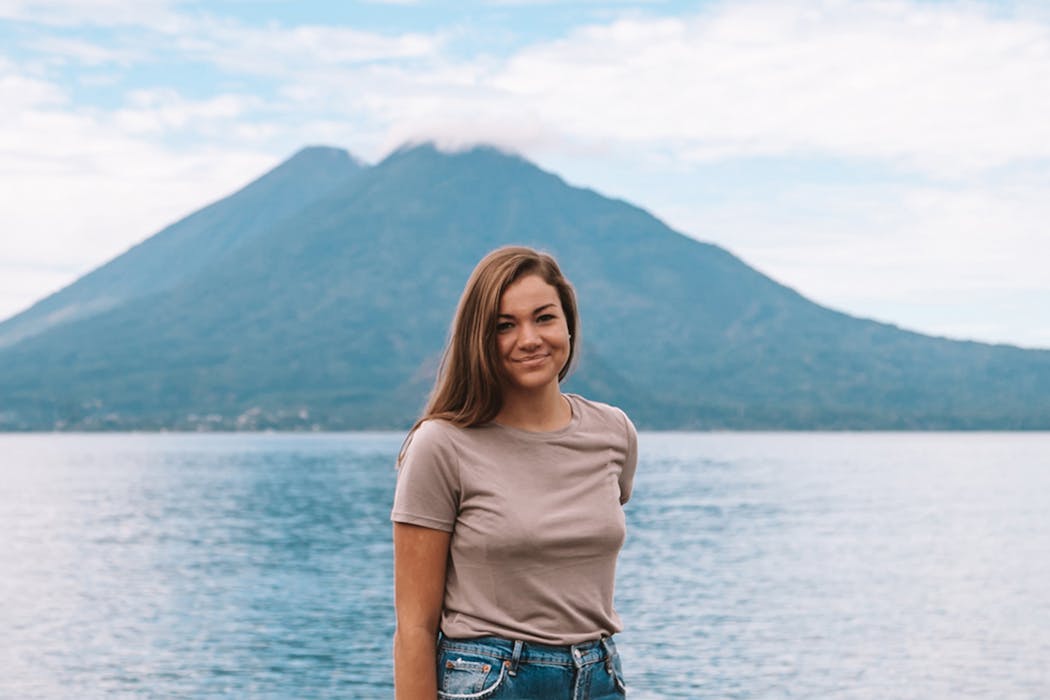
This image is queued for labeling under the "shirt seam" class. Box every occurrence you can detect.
[391,511,454,531]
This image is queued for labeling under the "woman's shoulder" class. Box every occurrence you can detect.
[566,393,635,431]
[412,416,459,439]
[401,418,465,464]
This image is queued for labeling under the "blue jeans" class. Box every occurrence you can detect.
[436,634,627,699]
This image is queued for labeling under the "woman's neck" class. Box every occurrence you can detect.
[495,384,571,432]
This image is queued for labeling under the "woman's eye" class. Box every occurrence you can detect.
[537,314,555,322]
[496,322,513,332]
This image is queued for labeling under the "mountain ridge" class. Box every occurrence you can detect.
[1,142,1048,430]
[0,145,364,347]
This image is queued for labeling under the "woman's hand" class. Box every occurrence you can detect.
[393,522,452,699]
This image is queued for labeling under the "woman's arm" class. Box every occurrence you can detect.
[393,522,452,699]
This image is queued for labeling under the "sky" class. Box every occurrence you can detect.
[1,0,1049,348]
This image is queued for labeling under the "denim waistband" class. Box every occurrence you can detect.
[438,633,618,669]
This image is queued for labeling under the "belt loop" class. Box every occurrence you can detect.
[600,637,615,673]
[508,640,524,676]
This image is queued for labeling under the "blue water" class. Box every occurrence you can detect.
[2,432,1049,698]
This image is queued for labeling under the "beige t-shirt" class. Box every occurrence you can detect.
[391,393,638,645]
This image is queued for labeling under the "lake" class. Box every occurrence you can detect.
[2,432,1048,698]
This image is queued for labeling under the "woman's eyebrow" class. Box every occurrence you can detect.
[498,303,556,319]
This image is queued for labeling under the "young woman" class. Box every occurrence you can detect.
[391,246,638,699]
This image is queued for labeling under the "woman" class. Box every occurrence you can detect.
[391,246,637,699]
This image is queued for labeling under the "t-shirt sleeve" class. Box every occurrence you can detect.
[618,410,638,505]
[391,420,460,532]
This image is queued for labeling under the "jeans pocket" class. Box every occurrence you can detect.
[610,649,627,694]
[437,652,508,699]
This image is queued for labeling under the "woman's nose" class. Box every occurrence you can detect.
[518,323,541,346]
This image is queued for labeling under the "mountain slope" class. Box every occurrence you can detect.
[0,146,363,348]
[1,143,1048,430]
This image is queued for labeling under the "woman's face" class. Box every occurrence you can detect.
[495,274,571,393]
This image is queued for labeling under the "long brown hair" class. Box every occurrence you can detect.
[399,246,579,462]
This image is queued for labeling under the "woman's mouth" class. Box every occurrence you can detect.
[515,354,549,366]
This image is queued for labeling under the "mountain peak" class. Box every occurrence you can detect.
[4,141,1050,430]
[235,144,366,203]
[284,145,365,169]
[0,143,366,349]
[381,140,528,167]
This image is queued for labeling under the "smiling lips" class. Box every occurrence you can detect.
[514,353,550,366]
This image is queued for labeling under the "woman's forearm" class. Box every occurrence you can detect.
[394,625,438,699]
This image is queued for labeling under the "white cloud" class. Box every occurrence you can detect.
[0,57,66,108]
[25,35,144,66]
[372,0,1050,177]
[0,141,273,262]
[3,0,1050,348]
[524,9,1050,175]
[484,0,661,5]
[170,16,444,76]
[4,4,442,74]
[9,1,1050,177]
[0,0,185,29]
[0,59,275,322]
[111,89,260,135]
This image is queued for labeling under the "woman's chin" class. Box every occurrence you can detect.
[504,373,559,393]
